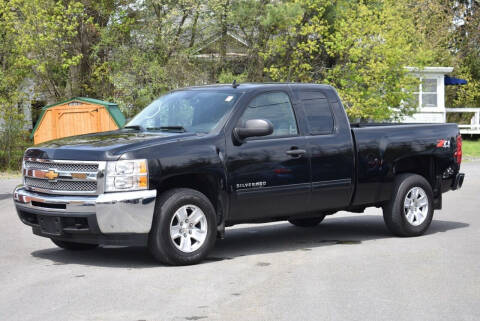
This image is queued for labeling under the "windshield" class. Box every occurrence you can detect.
[126,90,240,133]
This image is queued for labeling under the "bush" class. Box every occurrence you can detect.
[217,70,248,84]
[0,126,31,171]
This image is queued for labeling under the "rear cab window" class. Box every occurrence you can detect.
[298,91,335,135]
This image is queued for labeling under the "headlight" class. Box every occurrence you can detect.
[105,159,148,192]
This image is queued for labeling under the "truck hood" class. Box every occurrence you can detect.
[24,130,198,161]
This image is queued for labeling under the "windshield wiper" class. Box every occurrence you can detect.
[123,125,144,131]
[146,126,186,133]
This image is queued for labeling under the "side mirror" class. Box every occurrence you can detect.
[233,119,273,144]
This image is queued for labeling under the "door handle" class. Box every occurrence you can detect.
[286,149,306,156]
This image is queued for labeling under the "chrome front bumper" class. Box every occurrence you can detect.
[13,186,157,234]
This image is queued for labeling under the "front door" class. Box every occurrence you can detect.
[226,91,310,222]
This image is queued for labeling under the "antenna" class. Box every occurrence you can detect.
[232,79,239,88]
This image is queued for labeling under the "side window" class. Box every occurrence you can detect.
[302,97,334,135]
[238,92,298,137]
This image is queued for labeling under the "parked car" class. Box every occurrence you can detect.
[14,83,465,265]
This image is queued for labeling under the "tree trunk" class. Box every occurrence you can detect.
[219,0,230,69]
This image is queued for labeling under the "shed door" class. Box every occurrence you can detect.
[56,105,100,138]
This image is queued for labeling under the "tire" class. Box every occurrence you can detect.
[288,215,326,227]
[51,239,99,250]
[148,188,217,266]
[383,173,434,237]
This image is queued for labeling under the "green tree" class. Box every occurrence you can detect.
[93,0,210,116]
[263,0,439,121]
[263,0,332,82]
[1,0,479,170]
[0,1,37,168]
[230,0,303,81]
[450,0,480,108]
[325,0,425,121]
[11,0,86,99]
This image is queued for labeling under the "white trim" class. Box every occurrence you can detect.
[192,31,248,54]
[445,108,480,134]
[413,77,442,110]
[405,66,453,74]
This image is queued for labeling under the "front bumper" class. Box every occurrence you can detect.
[13,186,157,235]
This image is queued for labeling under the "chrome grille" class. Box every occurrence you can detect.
[24,177,97,192]
[23,158,104,195]
[24,161,98,172]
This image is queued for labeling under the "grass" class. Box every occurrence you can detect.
[462,139,480,160]
[0,170,22,179]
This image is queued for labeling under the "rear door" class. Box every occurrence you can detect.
[295,89,355,211]
[226,90,310,221]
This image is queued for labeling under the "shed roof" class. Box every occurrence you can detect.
[31,97,126,139]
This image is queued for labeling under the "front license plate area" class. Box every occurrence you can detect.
[38,216,63,236]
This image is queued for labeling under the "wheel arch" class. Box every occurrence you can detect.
[154,172,228,229]
[393,155,442,208]
[393,155,437,188]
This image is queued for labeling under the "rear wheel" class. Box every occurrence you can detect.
[51,239,98,250]
[148,188,217,265]
[288,215,326,227]
[383,174,434,237]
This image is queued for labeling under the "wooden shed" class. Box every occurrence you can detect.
[31,97,126,145]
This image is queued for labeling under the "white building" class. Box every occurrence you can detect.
[403,66,453,123]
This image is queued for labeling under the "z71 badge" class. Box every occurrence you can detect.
[437,139,451,148]
[236,181,267,189]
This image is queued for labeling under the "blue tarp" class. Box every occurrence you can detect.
[445,75,468,86]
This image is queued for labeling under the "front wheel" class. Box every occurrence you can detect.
[148,188,217,265]
[51,239,98,250]
[383,174,434,237]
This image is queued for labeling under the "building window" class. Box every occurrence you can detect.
[414,78,438,108]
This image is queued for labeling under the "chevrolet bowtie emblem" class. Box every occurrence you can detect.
[45,170,59,180]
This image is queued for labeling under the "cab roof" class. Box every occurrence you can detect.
[180,82,334,92]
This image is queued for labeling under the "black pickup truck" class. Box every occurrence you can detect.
[14,83,465,265]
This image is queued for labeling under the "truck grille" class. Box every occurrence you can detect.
[24,177,97,192]
[24,161,98,173]
[23,159,104,195]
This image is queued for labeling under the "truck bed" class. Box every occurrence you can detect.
[349,122,460,207]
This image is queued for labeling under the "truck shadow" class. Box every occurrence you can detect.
[30,214,468,268]
[211,215,469,259]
